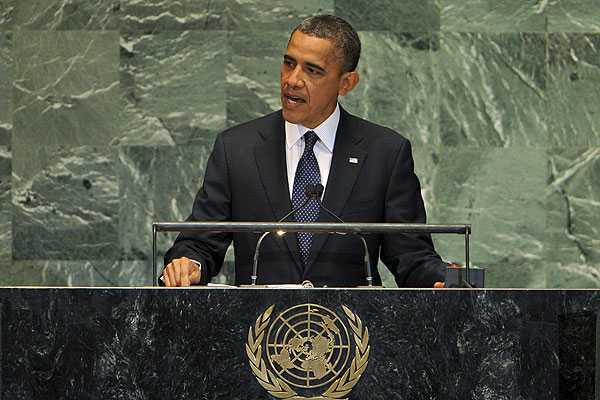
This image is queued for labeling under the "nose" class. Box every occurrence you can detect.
[283,65,305,89]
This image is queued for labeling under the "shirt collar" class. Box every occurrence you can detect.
[285,103,340,152]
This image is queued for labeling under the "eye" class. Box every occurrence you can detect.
[307,66,322,76]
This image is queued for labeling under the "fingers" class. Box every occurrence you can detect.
[181,265,190,287]
[168,259,180,286]
[433,281,445,288]
[161,257,201,287]
[190,262,201,284]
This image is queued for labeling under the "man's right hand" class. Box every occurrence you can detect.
[161,257,201,287]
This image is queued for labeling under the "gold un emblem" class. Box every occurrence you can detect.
[246,304,370,399]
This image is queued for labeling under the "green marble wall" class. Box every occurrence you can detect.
[0,0,598,288]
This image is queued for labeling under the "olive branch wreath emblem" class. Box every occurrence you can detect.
[245,304,370,400]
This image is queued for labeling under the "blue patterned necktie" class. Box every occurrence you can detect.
[291,131,321,266]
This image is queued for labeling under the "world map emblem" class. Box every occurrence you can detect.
[246,304,370,399]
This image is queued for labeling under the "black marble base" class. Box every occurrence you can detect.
[0,288,597,399]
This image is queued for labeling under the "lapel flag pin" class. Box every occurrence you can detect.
[349,157,358,164]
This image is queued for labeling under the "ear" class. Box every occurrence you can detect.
[338,71,360,96]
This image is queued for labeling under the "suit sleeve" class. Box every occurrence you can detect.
[164,133,233,284]
[380,139,447,287]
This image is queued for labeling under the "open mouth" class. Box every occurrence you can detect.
[284,94,306,104]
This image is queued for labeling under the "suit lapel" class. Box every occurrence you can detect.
[304,108,368,271]
[254,111,304,272]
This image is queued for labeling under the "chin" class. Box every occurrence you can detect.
[282,108,302,124]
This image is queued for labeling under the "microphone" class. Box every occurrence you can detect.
[308,184,373,287]
[305,183,323,200]
[250,184,322,285]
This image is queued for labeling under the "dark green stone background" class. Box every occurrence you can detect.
[0,0,598,287]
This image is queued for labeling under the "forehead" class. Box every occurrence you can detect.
[285,31,339,66]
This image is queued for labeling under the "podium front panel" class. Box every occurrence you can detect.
[0,288,596,399]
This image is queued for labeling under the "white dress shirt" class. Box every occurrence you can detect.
[285,103,340,198]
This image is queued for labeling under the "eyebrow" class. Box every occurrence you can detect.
[283,55,326,74]
[306,61,326,73]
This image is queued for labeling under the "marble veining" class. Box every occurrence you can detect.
[0,1,598,289]
[0,0,15,28]
[335,0,439,31]
[119,30,226,146]
[438,32,547,146]
[12,31,120,149]
[546,0,600,32]
[0,146,10,271]
[121,0,229,30]
[0,31,11,146]
[412,146,547,288]
[341,32,440,146]
[228,0,334,31]
[226,30,288,127]
[546,148,600,287]
[441,0,546,32]
[9,259,152,286]
[547,33,600,147]
[12,147,119,261]
[12,0,120,30]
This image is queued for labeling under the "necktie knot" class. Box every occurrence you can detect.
[303,131,318,151]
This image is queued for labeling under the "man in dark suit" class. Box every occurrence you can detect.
[162,15,447,287]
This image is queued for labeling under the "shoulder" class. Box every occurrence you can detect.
[217,110,282,144]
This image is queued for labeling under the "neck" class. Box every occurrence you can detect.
[303,102,338,129]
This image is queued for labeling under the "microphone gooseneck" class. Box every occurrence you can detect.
[251,184,318,285]
[308,184,373,287]
[251,182,374,287]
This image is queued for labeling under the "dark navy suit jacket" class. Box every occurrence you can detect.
[165,107,446,287]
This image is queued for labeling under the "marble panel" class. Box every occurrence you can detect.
[440,0,546,32]
[0,146,10,269]
[335,0,439,32]
[117,146,157,260]
[0,32,14,146]
[0,0,15,28]
[226,31,288,127]
[413,146,547,288]
[547,33,600,147]
[118,145,211,260]
[437,32,547,147]
[12,146,119,260]
[119,30,226,146]
[2,259,152,286]
[546,0,600,33]
[0,31,11,145]
[121,0,228,30]
[376,260,397,288]
[212,251,235,284]
[340,32,440,146]
[12,0,120,30]
[12,31,120,150]
[546,148,600,288]
[228,0,334,31]
[121,0,333,31]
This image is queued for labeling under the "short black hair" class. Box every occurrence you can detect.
[291,15,361,73]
